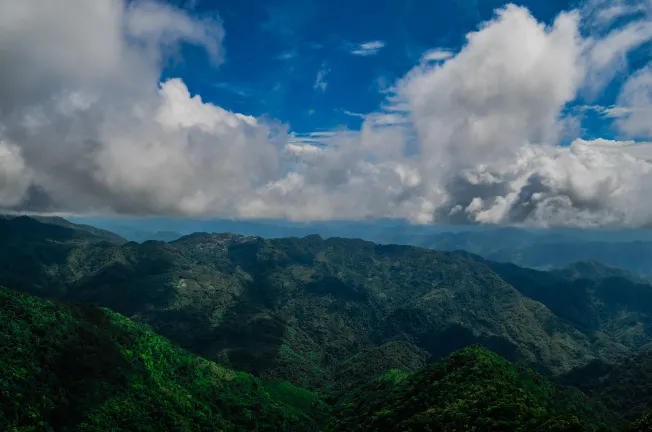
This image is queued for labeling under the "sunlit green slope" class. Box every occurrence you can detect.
[0,286,321,431]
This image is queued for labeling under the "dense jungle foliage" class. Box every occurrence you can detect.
[0,286,322,431]
[327,346,619,432]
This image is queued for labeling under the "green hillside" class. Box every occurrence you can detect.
[459,252,652,352]
[327,345,618,431]
[0,286,321,431]
[0,285,634,432]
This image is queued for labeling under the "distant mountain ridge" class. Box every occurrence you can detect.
[451,251,652,352]
[73,216,652,276]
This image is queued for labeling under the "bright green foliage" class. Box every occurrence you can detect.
[0,287,320,431]
[327,346,619,432]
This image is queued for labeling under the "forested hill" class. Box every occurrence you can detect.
[0,215,126,245]
[0,217,633,389]
[2,216,652,390]
[455,251,652,353]
[327,345,620,431]
[0,286,630,431]
[0,286,321,431]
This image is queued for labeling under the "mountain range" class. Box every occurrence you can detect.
[3,215,652,430]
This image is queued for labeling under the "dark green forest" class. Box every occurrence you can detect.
[3,216,652,431]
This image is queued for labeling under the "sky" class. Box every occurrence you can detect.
[0,0,652,227]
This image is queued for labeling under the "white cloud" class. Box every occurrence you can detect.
[0,0,281,216]
[349,40,386,56]
[399,5,584,171]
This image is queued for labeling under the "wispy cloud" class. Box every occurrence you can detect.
[314,63,329,92]
[276,50,297,60]
[340,107,411,128]
[341,109,366,118]
[212,82,252,98]
[287,131,350,146]
[348,40,386,56]
[421,48,454,62]
[583,0,649,28]
[581,104,642,118]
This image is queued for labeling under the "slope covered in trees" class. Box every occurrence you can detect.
[0,217,630,389]
[458,251,652,352]
[327,346,620,432]
[0,285,635,431]
[0,286,321,431]
[559,349,652,422]
[78,217,652,277]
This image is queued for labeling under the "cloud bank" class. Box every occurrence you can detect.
[1,0,652,227]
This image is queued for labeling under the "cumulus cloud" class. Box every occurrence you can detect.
[378,1,652,227]
[0,0,281,216]
[268,1,652,227]
[3,0,652,227]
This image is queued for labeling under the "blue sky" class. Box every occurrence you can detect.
[2,0,652,227]
[164,0,590,135]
